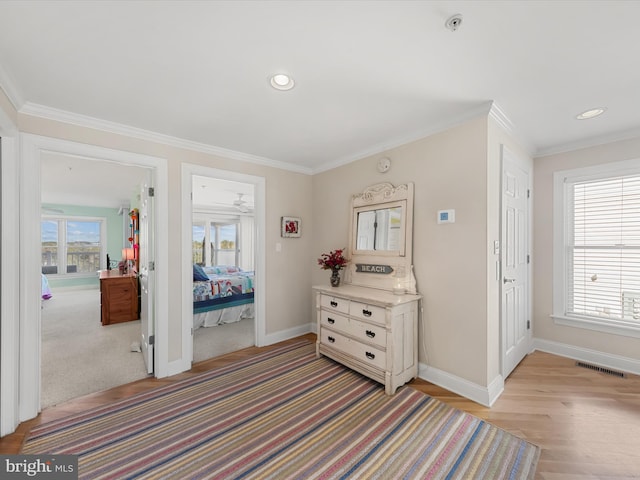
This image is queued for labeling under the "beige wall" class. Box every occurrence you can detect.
[313,116,494,387]
[13,88,637,392]
[17,114,314,362]
[533,137,640,360]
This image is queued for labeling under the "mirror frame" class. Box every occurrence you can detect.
[345,182,416,294]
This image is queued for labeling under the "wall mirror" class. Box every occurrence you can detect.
[354,202,405,255]
[345,182,416,294]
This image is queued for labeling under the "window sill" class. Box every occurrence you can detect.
[552,314,640,339]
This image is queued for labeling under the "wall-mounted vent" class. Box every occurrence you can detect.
[575,361,625,378]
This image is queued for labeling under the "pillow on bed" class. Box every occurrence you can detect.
[193,264,209,281]
[203,265,242,275]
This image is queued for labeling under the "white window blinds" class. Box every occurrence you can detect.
[568,174,640,322]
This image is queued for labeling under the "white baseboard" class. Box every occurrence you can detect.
[263,322,315,346]
[418,363,504,407]
[532,338,640,376]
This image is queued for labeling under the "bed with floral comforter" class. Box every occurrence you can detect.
[193,265,254,328]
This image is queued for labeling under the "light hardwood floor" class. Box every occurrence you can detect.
[2,333,639,479]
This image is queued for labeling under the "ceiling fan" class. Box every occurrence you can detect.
[233,193,250,213]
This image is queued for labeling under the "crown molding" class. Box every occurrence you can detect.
[488,101,535,156]
[0,66,23,111]
[312,102,496,174]
[534,127,640,158]
[18,102,314,175]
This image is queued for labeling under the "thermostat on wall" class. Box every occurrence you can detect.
[437,209,455,224]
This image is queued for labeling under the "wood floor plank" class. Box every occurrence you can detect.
[2,335,639,480]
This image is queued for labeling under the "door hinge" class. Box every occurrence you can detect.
[149,335,155,345]
[148,261,155,271]
[527,254,530,264]
[148,187,155,197]
[527,320,530,330]
[527,189,530,198]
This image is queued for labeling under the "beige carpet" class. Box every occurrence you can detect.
[192,317,255,363]
[41,287,149,408]
[42,287,256,407]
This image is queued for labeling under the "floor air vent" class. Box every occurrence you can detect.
[575,361,625,378]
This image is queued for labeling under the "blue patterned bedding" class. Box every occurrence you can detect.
[193,266,254,315]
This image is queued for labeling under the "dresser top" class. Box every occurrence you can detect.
[99,269,137,280]
[313,284,421,306]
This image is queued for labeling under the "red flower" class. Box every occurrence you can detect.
[317,249,348,271]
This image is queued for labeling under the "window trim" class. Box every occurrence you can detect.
[41,215,107,277]
[553,158,640,338]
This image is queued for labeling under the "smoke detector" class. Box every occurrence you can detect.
[445,14,463,32]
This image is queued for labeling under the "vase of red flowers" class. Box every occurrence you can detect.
[317,249,348,287]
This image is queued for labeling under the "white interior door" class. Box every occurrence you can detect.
[139,172,155,374]
[501,148,531,378]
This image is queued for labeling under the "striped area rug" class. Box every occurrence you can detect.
[23,340,540,479]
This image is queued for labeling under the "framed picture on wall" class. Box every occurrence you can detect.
[281,216,301,238]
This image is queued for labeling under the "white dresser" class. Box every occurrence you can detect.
[315,284,421,395]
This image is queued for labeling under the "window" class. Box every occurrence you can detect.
[553,159,640,338]
[192,219,239,266]
[41,217,105,275]
[192,223,205,266]
[214,222,238,266]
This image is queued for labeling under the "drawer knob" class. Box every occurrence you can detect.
[327,318,335,324]
[362,309,372,317]
[365,351,375,360]
[365,330,375,338]
[328,336,335,343]
[330,300,338,307]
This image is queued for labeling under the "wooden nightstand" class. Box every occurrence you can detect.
[99,270,139,325]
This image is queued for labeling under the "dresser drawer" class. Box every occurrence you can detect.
[320,328,386,370]
[320,310,349,332]
[349,301,386,325]
[320,294,350,314]
[321,311,386,348]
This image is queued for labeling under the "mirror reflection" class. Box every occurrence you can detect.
[356,207,402,251]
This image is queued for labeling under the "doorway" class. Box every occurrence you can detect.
[39,153,151,407]
[18,134,169,422]
[191,176,255,362]
[181,163,266,365]
[500,145,532,378]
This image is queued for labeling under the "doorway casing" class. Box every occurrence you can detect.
[17,134,169,423]
[0,109,19,436]
[181,163,266,365]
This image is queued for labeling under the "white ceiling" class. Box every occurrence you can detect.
[40,153,254,210]
[2,1,640,175]
[40,152,149,208]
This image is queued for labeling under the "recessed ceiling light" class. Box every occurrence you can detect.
[576,107,606,120]
[270,73,295,91]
